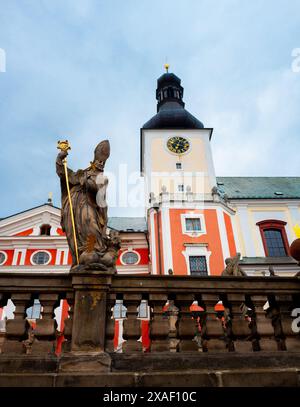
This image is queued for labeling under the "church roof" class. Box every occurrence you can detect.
[217,177,300,199]
[142,103,204,130]
[0,204,147,233]
[108,217,147,232]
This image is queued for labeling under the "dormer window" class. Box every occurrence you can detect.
[40,224,51,236]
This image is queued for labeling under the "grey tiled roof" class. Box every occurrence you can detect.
[108,217,147,232]
[216,177,300,199]
[239,256,297,265]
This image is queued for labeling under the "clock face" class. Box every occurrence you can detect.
[167,137,190,154]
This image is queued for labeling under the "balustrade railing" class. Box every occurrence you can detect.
[106,275,300,354]
[0,273,72,355]
[0,272,299,357]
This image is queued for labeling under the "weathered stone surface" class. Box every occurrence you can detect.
[55,373,136,387]
[110,352,300,372]
[220,368,299,387]
[59,352,111,372]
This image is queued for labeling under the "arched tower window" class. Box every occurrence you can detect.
[256,220,289,257]
[40,224,51,236]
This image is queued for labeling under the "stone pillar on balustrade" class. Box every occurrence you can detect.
[59,266,115,372]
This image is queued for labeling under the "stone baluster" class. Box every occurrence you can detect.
[2,293,31,354]
[201,294,226,352]
[175,294,198,352]
[242,297,260,352]
[149,294,169,352]
[225,294,253,352]
[32,293,59,354]
[62,293,74,353]
[275,294,300,351]
[250,295,278,351]
[105,293,116,352]
[266,296,286,351]
[123,294,142,353]
[167,299,179,352]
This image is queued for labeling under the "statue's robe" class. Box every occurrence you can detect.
[56,155,107,266]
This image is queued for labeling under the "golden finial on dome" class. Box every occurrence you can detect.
[164,63,170,73]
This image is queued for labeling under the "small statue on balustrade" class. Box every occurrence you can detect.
[222,253,247,276]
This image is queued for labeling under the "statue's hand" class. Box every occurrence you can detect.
[58,150,68,160]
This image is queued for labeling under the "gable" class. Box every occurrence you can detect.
[0,204,62,237]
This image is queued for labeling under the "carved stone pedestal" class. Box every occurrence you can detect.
[70,267,115,353]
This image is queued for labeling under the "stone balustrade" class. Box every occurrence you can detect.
[107,275,300,354]
[0,273,299,356]
[0,271,300,386]
[0,273,72,355]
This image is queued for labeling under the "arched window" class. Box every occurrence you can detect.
[40,224,51,236]
[256,220,289,257]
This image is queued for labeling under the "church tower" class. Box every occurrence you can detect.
[141,67,238,276]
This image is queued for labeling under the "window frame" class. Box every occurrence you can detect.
[30,250,52,266]
[0,251,8,266]
[185,217,201,232]
[120,250,141,266]
[181,213,206,237]
[256,219,289,257]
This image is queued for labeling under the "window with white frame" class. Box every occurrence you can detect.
[182,244,211,275]
[31,251,51,265]
[176,162,182,170]
[121,251,140,265]
[178,184,184,192]
[181,214,206,236]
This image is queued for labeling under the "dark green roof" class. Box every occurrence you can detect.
[216,177,300,199]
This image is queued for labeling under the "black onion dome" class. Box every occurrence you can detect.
[143,72,204,129]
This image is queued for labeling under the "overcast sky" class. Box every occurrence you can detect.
[1,0,300,218]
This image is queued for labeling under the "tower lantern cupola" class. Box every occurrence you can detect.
[143,67,204,130]
[156,72,185,111]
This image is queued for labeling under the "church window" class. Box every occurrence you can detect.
[31,251,51,265]
[176,162,182,169]
[185,218,201,232]
[256,220,289,257]
[189,256,208,276]
[121,250,139,265]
